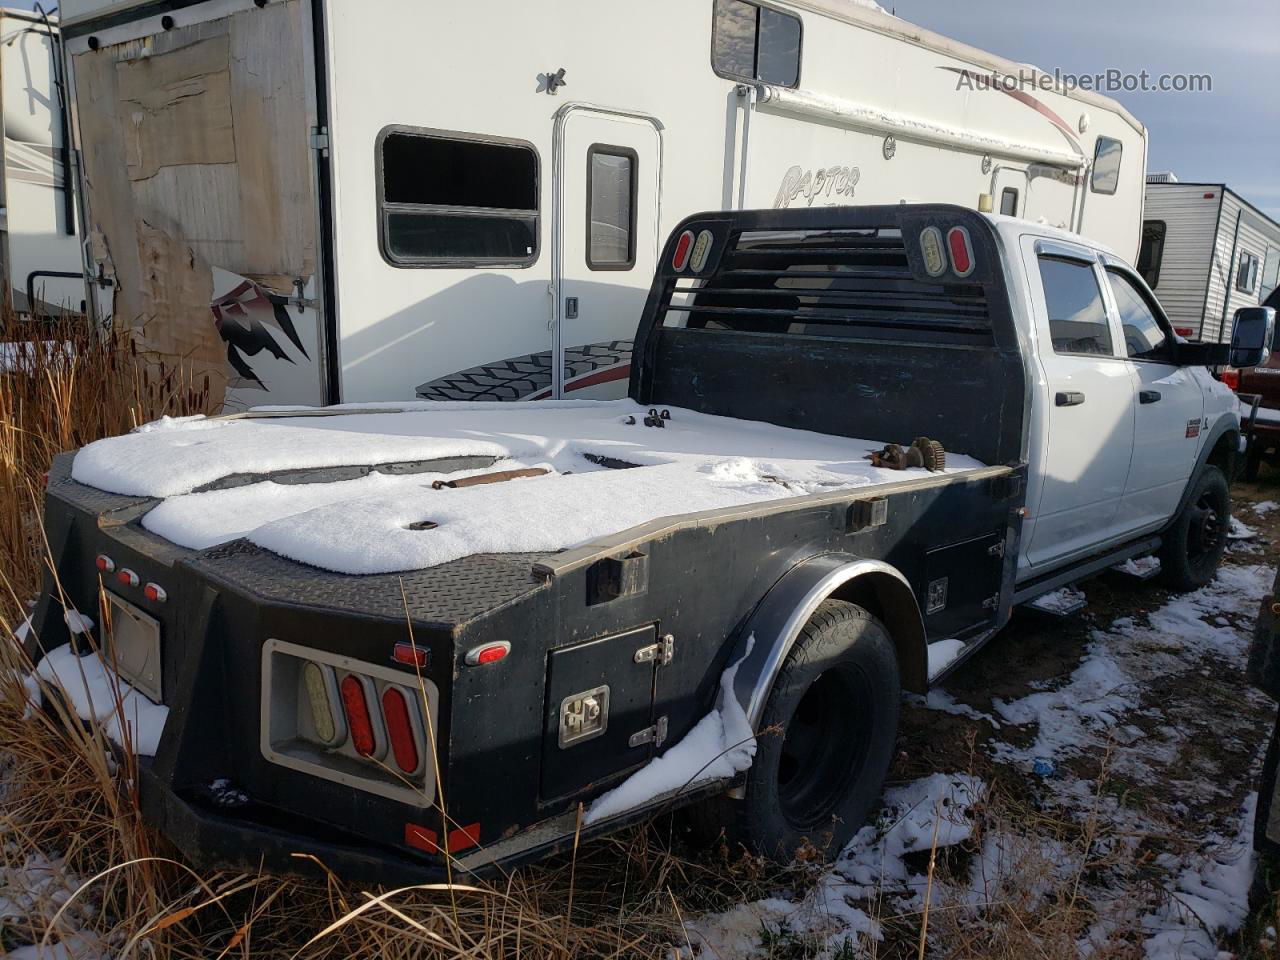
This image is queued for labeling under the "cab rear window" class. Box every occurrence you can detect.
[1038,256,1113,356]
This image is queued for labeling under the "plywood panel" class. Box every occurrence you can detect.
[116,36,236,180]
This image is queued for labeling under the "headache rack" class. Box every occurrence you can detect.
[629,204,1025,467]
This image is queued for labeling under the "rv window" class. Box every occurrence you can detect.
[1237,252,1260,294]
[999,188,1019,217]
[378,130,538,267]
[1107,269,1171,362]
[712,0,801,88]
[1090,137,1122,195]
[1038,256,1114,356]
[587,146,637,270]
[1136,220,1166,288]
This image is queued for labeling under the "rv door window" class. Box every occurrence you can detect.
[1090,137,1123,195]
[1137,220,1166,288]
[1038,256,1114,356]
[587,146,637,270]
[378,129,539,267]
[712,0,801,88]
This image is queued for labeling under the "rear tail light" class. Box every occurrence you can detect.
[116,568,139,588]
[143,583,166,603]
[1221,369,1240,390]
[671,230,694,272]
[302,662,341,745]
[1174,326,1195,338]
[339,675,377,757]
[946,226,974,278]
[381,686,421,773]
[95,554,115,574]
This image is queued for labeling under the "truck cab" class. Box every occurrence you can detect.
[1000,217,1241,587]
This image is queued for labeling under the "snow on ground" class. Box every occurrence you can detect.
[687,774,984,957]
[0,850,108,959]
[34,644,168,756]
[1141,793,1257,960]
[587,639,757,825]
[1255,500,1279,516]
[1230,516,1258,540]
[74,401,983,575]
[690,562,1270,957]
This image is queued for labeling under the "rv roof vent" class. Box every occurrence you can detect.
[1146,172,1180,184]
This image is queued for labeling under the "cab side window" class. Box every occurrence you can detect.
[1038,256,1114,356]
[1107,270,1171,362]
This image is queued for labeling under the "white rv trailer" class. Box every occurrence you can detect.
[0,8,84,316]
[1139,175,1280,341]
[57,0,1147,407]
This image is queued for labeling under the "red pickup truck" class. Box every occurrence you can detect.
[1238,288,1280,479]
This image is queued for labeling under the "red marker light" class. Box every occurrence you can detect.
[465,641,510,666]
[671,230,694,272]
[143,583,167,603]
[381,686,421,773]
[1220,369,1240,391]
[404,823,438,853]
[95,555,115,574]
[339,675,376,757]
[447,823,482,854]
[1203,192,1215,199]
[946,226,974,277]
[116,568,139,588]
[392,642,428,668]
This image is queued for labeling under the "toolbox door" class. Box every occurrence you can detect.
[922,532,1004,638]
[541,624,660,801]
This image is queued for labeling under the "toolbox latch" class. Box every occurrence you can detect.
[634,633,674,666]
[628,715,669,749]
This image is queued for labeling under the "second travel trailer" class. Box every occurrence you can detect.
[1139,174,1280,342]
[56,0,1147,407]
[0,8,84,317]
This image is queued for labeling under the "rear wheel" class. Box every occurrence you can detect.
[712,600,900,862]
[1158,464,1230,591]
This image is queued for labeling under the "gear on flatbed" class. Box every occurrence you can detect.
[864,436,946,472]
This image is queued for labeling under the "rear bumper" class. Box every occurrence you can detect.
[138,758,731,885]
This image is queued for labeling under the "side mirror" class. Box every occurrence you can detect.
[1230,306,1275,368]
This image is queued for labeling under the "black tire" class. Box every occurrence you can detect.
[1158,464,1230,592]
[694,600,900,863]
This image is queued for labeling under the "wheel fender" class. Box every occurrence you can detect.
[726,554,928,740]
[1169,414,1238,523]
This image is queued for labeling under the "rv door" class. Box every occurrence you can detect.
[552,108,661,398]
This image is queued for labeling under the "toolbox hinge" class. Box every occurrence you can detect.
[634,633,675,666]
[987,541,1005,558]
[982,593,1000,610]
[628,715,669,749]
[309,126,330,155]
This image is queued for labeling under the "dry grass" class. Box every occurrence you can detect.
[0,312,1234,958]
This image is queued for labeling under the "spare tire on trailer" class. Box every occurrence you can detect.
[700,599,901,862]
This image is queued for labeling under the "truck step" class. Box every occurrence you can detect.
[1025,586,1087,617]
[1110,556,1161,581]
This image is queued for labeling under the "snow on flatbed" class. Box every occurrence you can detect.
[71,399,983,575]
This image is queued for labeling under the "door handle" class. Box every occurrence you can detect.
[564,296,579,320]
[1139,389,1162,404]
[1055,391,1085,407]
